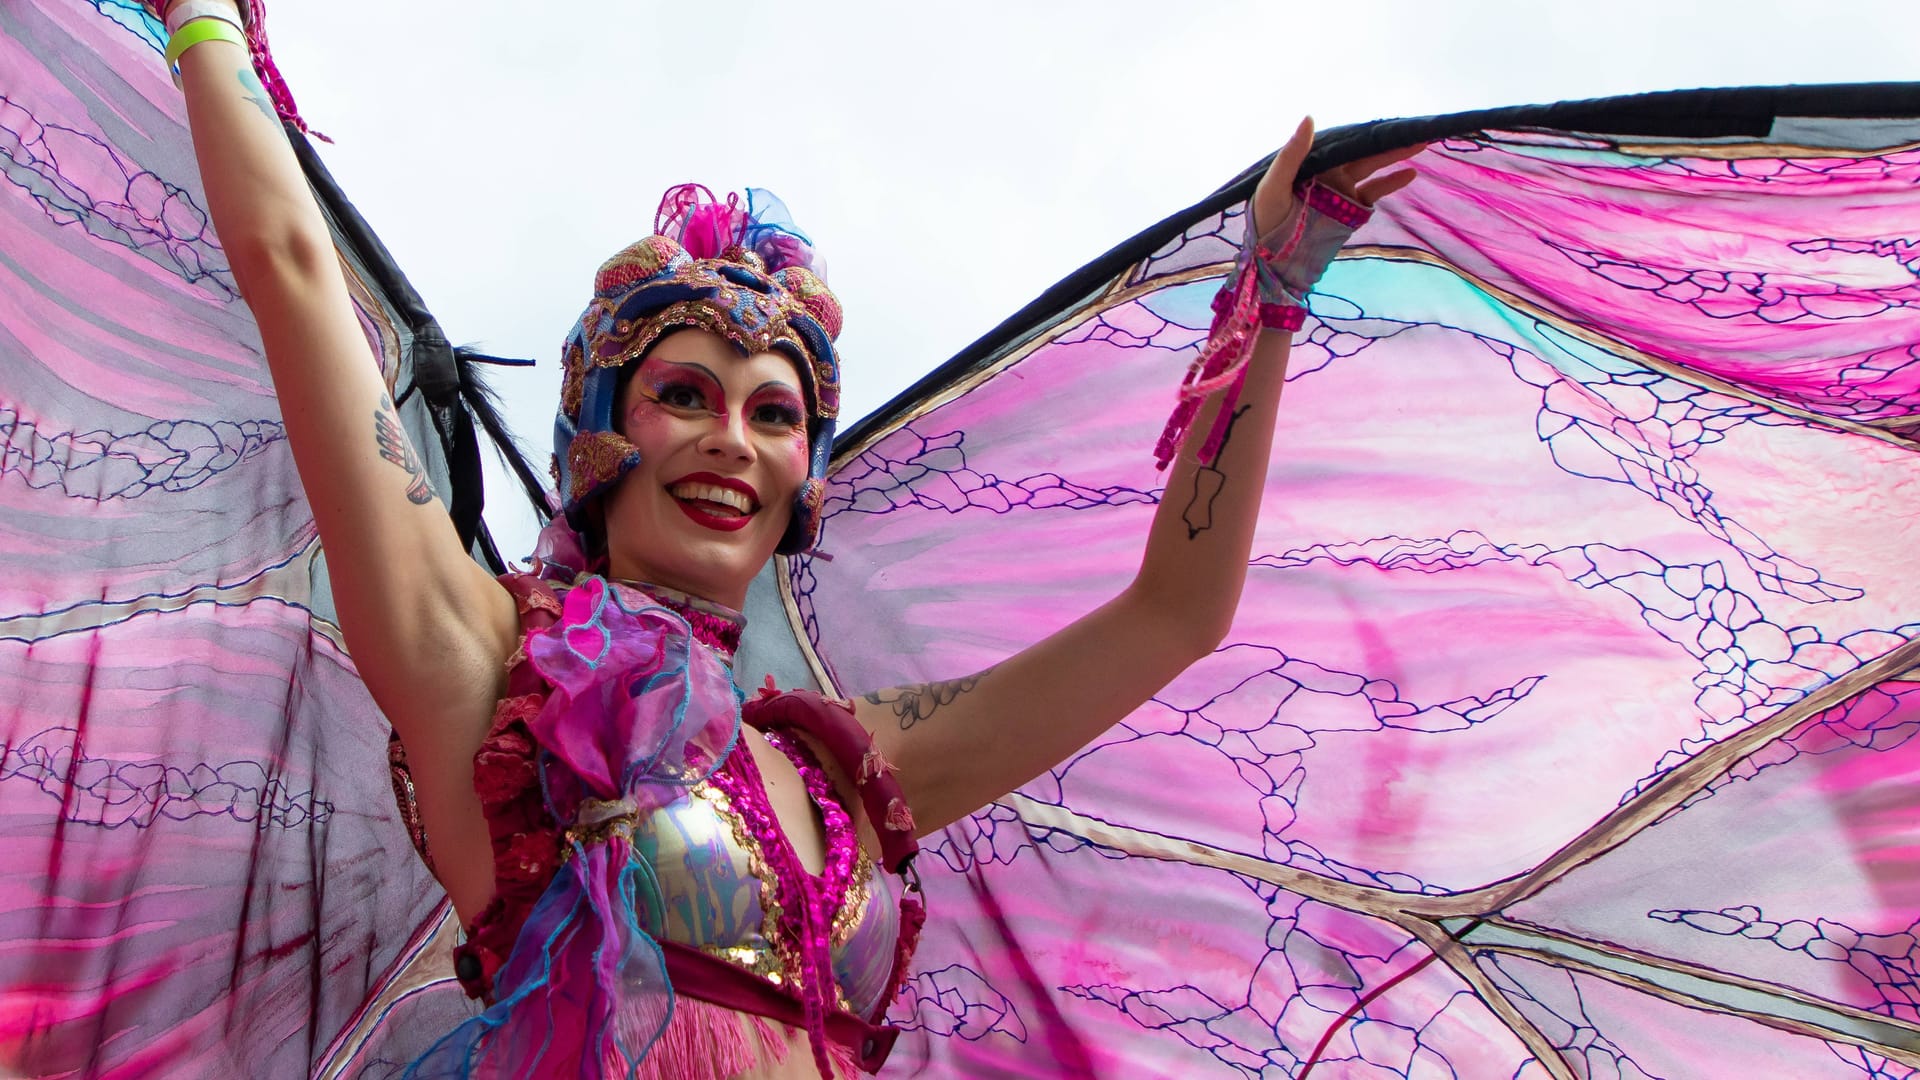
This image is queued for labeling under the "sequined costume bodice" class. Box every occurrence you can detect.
[389,572,924,1078]
[633,731,903,1018]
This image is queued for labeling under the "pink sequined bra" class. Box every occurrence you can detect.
[389,573,924,1078]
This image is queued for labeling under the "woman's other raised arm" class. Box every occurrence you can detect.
[168,6,516,755]
[857,120,1421,836]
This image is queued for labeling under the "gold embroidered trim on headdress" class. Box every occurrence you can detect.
[566,430,641,504]
[589,300,813,374]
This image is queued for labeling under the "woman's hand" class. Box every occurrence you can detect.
[859,116,1429,837]
[164,0,519,910]
[1250,117,1423,236]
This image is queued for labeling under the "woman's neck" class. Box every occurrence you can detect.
[604,576,746,657]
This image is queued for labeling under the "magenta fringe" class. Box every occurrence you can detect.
[636,997,782,1080]
[628,996,862,1080]
[1153,266,1260,471]
[240,0,325,140]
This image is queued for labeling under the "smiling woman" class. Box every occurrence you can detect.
[377,186,935,1078]
[10,1,1920,1077]
[150,0,1416,1067]
[603,332,814,606]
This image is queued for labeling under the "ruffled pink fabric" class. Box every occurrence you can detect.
[650,184,822,274]
[524,578,739,799]
[407,579,745,1079]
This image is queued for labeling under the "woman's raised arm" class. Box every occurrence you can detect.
[857,120,1421,836]
[167,4,516,755]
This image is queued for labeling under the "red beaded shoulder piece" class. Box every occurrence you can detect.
[741,683,921,876]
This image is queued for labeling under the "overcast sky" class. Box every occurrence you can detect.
[267,0,1918,558]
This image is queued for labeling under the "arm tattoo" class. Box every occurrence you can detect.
[864,667,995,731]
[374,399,436,505]
[1182,404,1250,539]
[237,69,277,124]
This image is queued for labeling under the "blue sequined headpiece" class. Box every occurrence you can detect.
[552,186,842,556]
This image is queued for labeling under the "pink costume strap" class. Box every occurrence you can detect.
[735,686,927,1077]
[705,730,850,1078]
[744,685,922,874]
[660,941,898,1072]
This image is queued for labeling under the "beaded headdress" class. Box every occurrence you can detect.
[552,185,843,556]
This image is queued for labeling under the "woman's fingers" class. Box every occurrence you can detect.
[1343,142,1427,179]
[1251,117,1314,234]
[1322,143,1427,198]
[1256,127,1425,227]
[1354,166,1419,206]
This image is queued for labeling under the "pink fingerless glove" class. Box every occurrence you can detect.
[1239,179,1373,329]
[1152,180,1371,471]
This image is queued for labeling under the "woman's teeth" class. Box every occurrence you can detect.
[670,482,755,515]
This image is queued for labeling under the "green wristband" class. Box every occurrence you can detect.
[164,17,246,89]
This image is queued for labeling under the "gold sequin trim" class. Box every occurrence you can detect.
[832,844,873,949]
[811,358,840,420]
[565,797,639,847]
[566,430,640,503]
[559,341,586,422]
[695,780,798,984]
[588,301,811,374]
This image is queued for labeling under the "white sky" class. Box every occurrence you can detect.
[268,0,1918,559]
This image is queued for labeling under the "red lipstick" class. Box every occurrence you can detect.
[671,473,760,505]
[668,472,758,533]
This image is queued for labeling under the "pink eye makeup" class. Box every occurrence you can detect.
[746,385,808,432]
[648,378,712,411]
[625,356,809,444]
[632,360,725,415]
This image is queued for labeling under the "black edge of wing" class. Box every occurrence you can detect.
[287,125,516,572]
[832,81,1920,459]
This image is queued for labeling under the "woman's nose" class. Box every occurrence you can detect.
[698,409,753,460]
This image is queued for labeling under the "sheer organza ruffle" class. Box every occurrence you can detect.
[651,183,823,278]
[406,578,744,1079]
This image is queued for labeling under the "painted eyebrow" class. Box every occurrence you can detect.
[649,360,794,398]
[650,359,723,384]
[749,379,803,398]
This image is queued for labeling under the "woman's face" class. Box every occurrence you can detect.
[601,328,810,608]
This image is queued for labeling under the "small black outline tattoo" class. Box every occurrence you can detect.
[374,399,435,505]
[237,69,276,123]
[864,667,995,731]
[1182,404,1250,539]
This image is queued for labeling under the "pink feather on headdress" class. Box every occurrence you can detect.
[652,185,822,273]
[655,184,748,259]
